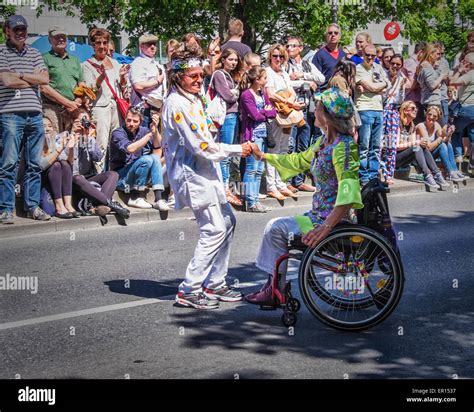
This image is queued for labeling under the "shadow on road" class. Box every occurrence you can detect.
[104,279,178,299]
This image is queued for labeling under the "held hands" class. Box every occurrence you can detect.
[250,142,264,161]
[241,142,252,158]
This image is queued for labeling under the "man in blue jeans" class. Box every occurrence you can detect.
[355,44,390,185]
[0,15,51,224]
[110,107,169,211]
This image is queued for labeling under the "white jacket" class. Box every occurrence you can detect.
[162,87,242,210]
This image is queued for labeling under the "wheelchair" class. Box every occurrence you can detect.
[261,178,405,332]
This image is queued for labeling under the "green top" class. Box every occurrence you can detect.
[266,135,363,233]
[42,50,84,101]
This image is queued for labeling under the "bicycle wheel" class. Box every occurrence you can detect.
[298,225,404,331]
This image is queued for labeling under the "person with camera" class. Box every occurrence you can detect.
[239,65,276,212]
[450,52,474,175]
[69,109,130,218]
[286,36,324,192]
[129,33,166,128]
[40,116,79,218]
[110,107,168,211]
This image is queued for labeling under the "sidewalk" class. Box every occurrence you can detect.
[1,175,472,239]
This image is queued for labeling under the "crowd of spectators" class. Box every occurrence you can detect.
[0,14,472,225]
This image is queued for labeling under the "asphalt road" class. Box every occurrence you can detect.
[0,186,473,379]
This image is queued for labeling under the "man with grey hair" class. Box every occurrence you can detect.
[311,23,346,91]
[41,26,85,132]
[129,32,166,127]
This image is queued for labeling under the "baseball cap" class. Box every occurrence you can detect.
[139,33,158,45]
[48,26,67,37]
[314,87,354,119]
[6,15,28,29]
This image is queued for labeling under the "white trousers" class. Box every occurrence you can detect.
[255,216,302,276]
[265,120,291,192]
[91,102,120,172]
[180,202,236,294]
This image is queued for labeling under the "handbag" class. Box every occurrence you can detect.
[87,59,130,119]
[450,91,473,119]
[206,71,228,128]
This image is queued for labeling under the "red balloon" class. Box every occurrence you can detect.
[384,21,401,41]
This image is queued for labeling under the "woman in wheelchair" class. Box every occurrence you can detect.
[246,87,364,305]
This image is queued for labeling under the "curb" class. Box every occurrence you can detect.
[1,177,472,239]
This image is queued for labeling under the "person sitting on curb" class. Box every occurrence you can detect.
[110,107,169,210]
[40,116,80,219]
[69,109,130,218]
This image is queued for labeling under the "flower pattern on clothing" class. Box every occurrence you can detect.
[305,135,341,225]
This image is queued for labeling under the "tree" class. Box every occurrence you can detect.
[38,0,472,61]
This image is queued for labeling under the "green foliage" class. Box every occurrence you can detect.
[38,0,472,61]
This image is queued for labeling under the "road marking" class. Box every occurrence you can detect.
[0,274,300,331]
[0,298,165,331]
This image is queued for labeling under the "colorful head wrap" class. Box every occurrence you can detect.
[314,87,354,119]
[171,57,202,71]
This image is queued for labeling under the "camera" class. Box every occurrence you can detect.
[81,116,92,129]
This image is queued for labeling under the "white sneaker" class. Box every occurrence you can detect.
[153,199,171,211]
[167,194,175,207]
[258,193,267,200]
[128,197,152,209]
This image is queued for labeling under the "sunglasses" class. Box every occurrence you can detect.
[391,62,402,67]
[95,40,109,46]
[365,54,376,59]
[286,44,300,48]
[12,26,27,33]
[327,31,339,35]
[143,42,157,47]
[184,72,204,81]
[406,107,418,111]
[272,54,285,59]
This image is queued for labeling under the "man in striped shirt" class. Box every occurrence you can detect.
[0,15,51,224]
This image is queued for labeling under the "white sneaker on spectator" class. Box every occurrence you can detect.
[167,194,175,207]
[128,198,152,209]
[258,193,267,200]
[153,199,171,211]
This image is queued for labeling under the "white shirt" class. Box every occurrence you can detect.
[162,87,242,210]
[129,53,167,106]
[265,66,292,92]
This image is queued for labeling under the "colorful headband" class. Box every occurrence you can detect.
[171,57,202,71]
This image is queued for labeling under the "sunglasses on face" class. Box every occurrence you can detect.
[12,26,27,33]
[327,31,339,35]
[272,54,284,59]
[184,72,204,81]
[143,42,157,47]
[95,41,109,46]
[391,62,402,67]
[406,107,418,111]
[365,54,376,59]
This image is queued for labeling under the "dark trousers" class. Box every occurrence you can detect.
[73,171,118,205]
[44,160,73,200]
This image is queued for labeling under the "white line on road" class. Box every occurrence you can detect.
[0,275,300,331]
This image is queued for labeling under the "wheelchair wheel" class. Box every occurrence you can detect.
[298,225,404,331]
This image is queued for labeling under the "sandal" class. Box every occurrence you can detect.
[267,191,285,201]
[226,189,243,206]
[279,188,298,198]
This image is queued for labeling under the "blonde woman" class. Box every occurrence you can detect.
[264,43,302,199]
[416,43,448,124]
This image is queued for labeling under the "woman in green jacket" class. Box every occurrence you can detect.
[246,87,364,305]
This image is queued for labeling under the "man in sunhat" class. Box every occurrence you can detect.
[0,15,51,224]
[41,26,86,132]
[129,32,166,127]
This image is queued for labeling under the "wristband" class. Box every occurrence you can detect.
[152,145,161,150]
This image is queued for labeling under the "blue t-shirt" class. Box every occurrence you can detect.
[351,54,381,65]
[110,125,152,171]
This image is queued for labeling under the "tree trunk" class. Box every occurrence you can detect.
[234,1,257,51]
[218,0,231,42]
